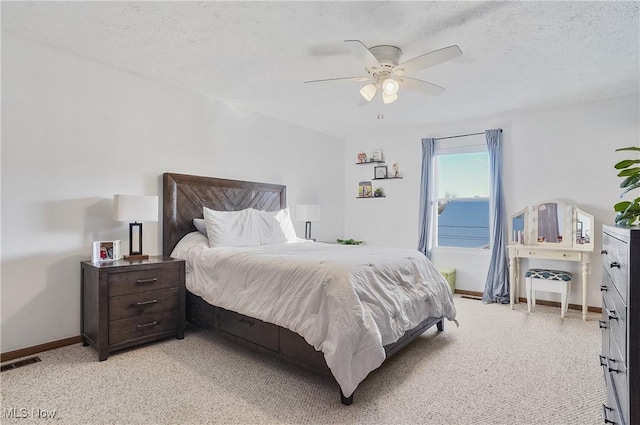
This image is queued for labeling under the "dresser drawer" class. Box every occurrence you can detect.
[109,267,180,297]
[604,279,627,363]
[604,370,623,425]
[608,337,629,423]
[513,247,582,261]
[217,308,279,351]
[602,231,629,303]
[109,309,178,345]
[109,288,179,321]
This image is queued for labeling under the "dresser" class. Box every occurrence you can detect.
[81,256,185,361]
[600,225,639,425]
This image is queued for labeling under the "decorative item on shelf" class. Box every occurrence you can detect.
[336,238,364,245]
[374,187,384,197]
[114,194,158,260]
[371,148,383,162]
[613,146,640,226]
[296,204,320,240]
[358,181,372,198]
[357,152,368,163]
[374,165,388,179]
[392,163,399,178]
[91,240,122,263]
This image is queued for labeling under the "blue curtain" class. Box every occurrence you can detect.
[482,129,510,304]
[418,138,436,259]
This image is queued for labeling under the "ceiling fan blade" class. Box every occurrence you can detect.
[344,40,381,70]
[394,45,462,75]
[304,76,372,84]
[398,77,446,96]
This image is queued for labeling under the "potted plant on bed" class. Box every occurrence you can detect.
[614,146,640,226]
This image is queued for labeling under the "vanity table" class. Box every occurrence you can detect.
[508,201,594,320]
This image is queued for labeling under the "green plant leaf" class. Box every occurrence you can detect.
[615,159,640,169]
[614,201,631,212]
[617,167,640,177]
[620,174,640,188]
[615,146,640,152]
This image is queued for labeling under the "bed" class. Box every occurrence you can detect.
[162,172,456,404]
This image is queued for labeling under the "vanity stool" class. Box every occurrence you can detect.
[525,268,572,318]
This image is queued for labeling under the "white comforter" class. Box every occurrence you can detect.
[172,232,457,397]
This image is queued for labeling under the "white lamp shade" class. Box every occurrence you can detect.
[382,92,398,104]
[296,204,320,222]
[359,83,377,102]
[114,194,159,222]
[382,78,399,95]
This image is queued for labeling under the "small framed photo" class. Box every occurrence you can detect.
[371,149,383,162]
[357,152,368,163]
[358,181,372,197]
[92,240,122,263]
[374,165,388,179]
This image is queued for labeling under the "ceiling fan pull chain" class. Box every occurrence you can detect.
[378,104,384,120]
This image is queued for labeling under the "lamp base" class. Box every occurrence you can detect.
[124,254,149,261]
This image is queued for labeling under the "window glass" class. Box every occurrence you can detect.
[435,152,490,249]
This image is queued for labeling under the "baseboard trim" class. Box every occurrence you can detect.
[454,289,602,313]
[1,336,82,363]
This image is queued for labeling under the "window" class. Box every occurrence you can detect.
[434,139,490,249]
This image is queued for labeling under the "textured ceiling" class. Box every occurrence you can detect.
[2,1,639,139]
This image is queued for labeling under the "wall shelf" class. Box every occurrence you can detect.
[355,161,385,165]
[372,177,403,180]
[356,196,386,199]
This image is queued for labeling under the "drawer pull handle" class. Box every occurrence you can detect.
[608,366,621,374]
[602,404,616,424]
[599,320,608,329]
[237,318,255,327]
[136,278,158,284]
[600,285,608,292]
[137,321,158,329]
[609,262,621,269]
[599,355,607,367]
[601,249,608,255]
[136,300,158,306]
[606,308,618,321]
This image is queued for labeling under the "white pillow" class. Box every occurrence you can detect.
[254,207,298,245]
[203,207,260,248]
[193,218,207,235]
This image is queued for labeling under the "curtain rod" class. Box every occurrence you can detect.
[434,129,502,141]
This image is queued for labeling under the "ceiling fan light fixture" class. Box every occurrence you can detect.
[382,78,400,95]
[359,83,377,102]
[382,92,398,104]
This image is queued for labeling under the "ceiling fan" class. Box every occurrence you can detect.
[305,40,462,105]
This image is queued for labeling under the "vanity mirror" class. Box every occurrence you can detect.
[574,208,593,247]
[510,208,527,244]
[533,200,572,247]
[509,200,593,250]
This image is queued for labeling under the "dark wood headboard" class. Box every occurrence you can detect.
[162,173,286,256]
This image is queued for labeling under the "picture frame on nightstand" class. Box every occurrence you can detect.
[92,240,122,263]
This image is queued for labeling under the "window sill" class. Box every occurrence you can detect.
[431,246,491,256]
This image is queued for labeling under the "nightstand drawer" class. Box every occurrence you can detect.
[109,288,179,321]
[109,267,180,296]
[109,309,178,345]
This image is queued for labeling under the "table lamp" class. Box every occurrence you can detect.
[296,204,320,240]
[114,194,158,260]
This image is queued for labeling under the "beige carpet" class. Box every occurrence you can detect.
[1,296,605,424]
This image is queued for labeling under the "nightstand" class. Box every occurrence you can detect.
[81,256,185,361]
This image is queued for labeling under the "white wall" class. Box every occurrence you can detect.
[344,94,639,308]
[1,33,345,353]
